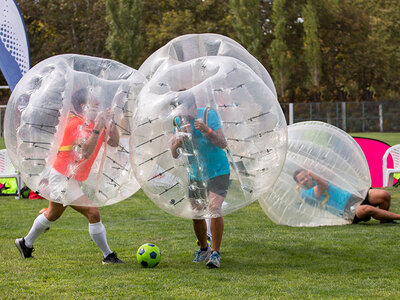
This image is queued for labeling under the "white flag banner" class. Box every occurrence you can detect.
[0,0,30,90]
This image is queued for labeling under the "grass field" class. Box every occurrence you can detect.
[1,133,400,299]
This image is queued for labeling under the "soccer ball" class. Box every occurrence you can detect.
[136,243,161,268]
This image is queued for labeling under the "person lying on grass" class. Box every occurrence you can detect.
[294,169,400,224]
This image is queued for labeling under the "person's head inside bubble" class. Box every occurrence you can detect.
[171,90,202,138]
[293,169,314,190]
[72,88,102,122]
[71,88,88,115]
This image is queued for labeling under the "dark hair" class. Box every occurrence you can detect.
[71,89,88,114]
[18,93,30,103]
[175,90,196,109]
[293,169,305,183]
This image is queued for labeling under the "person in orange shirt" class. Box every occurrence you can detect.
[15,88,123,264]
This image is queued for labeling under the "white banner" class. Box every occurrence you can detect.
[0,0,30,90]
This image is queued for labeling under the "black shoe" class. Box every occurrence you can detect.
[15,238,34,258]
[102,252,124,264]
[380,220,399,224]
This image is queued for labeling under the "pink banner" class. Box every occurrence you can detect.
[354,137,394,187]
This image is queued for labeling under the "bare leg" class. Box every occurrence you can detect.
[208,192,225,252]
[356,204,400,222]
[210,217,224,252]
[193,219,208,249]
[70,195,101,223]
[45,201,67,221]
[367,189,391,211]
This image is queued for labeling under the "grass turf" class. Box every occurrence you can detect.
[1,133,400,298]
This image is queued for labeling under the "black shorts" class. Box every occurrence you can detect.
[352,191,378,224]
[188,174,230,199]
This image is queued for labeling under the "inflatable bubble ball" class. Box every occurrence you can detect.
[131,55,287,219]
[4,54,146,206]
[258,121,371,227]
[138,33,277,98]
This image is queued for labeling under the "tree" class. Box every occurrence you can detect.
[105,0,144,68]
[356,0,400,100]
[302,0,321,101]
[268,0,293,101]
[318,0,382,101]
[143,0,233,62]
[229,0,262,58]
[14,0,400,103]
[17,0,109,66]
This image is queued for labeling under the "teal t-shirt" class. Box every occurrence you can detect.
[174,108,230,181]
[301,182,351,216]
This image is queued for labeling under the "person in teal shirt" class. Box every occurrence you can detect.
[293,169,400,223]
[171,90,230,268]
[299,176,352,217]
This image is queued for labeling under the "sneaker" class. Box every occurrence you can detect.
[102,252,124,264]
[206,251,220,268]
[15,238,34,258]
[192,246,212,263]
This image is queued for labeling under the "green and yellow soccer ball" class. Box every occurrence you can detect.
[136,243,161,268]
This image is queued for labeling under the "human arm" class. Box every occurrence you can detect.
[76,112,106,159]
[106,109,120,147]
[107,122,119,147]
[194,119,227,149]
[309,172,329,198]
[170,119,192,158]
[170,135,184,159]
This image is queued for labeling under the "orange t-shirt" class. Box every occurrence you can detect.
[53,113,105,181]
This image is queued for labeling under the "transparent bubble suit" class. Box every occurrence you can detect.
[259,121,371,227]
[138,33,277,98]
[131,55,287,219]
[4,54,145,206]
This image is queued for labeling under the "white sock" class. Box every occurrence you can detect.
[206,218,212,241]
[88,222,112,257]
[24,213,54,247]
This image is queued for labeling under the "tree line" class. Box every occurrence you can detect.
[7,0,400,104]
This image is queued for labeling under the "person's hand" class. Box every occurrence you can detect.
[105,108,117,130]
[194,119,208,133]
[105,108,114,121]
[94,111,106,131]
[181,122,192,133]
[171,135,184,158]
[172,134,184,144]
